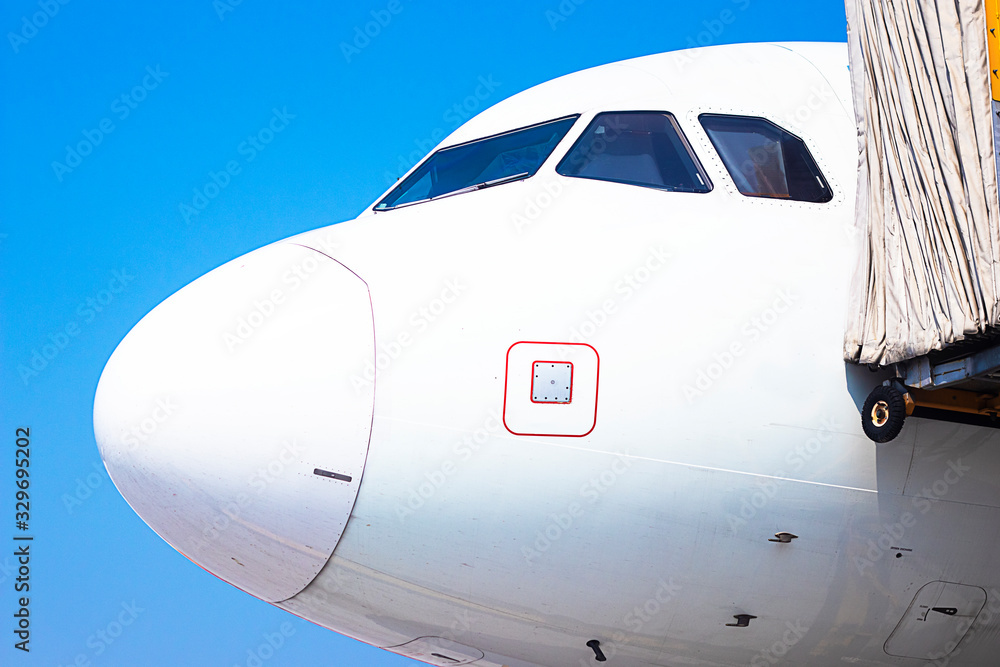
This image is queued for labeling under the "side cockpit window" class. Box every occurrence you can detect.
[374,115,579,211]
[556,112,711,193]
[699,114,832,203]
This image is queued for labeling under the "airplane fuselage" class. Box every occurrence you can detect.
[95,43,1000,666]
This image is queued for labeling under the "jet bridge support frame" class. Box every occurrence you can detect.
[860,340,1000,442]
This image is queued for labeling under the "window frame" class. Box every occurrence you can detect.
[373,114,581,212]
[697,113,834,204]
[555,110,713,194]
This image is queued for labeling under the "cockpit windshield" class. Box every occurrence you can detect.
[556,112,711,193]
[374,115,579,211]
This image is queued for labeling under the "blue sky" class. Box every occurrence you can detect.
[0,1,848,664]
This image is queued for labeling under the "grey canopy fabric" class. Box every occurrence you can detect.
[844,0,1000,366]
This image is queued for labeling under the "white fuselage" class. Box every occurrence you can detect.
[94,43,1000,666]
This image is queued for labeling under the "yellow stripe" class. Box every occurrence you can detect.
[987,0,1000,100]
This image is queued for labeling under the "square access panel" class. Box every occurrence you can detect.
[532,361,573,403]
[504,342,599,437]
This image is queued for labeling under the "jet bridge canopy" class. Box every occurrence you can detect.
[845,0,1000,437]
[844,0,1000,368]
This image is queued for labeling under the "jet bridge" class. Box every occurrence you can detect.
[861,341,1000,443]
[845,0,1000,440]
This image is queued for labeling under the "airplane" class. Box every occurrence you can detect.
[92,40,1000,666]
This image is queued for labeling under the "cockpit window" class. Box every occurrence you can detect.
[556,112,711,193]
[374,115,579,211]
[699,114,833,203]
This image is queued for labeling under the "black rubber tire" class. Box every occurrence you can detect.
[861,384,907,443]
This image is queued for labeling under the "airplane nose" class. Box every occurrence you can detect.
[93,242,375,603]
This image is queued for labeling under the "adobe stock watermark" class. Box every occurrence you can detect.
[555,113,628,176]
[565,246,671,345]
[300,563,355,605]
[340,0,407,63]
[7,0,72,54]
[576,577,682,665]
[510,178,569,234]
[750,620,809,666]
[726,418,838,534]
[213,0,244,21]
[682,289,796,403]
[396,410,504,522]
[623,578,682,632]
[62,461,108,515]
[437,609,475,645]
[18,269,135,385]
[522,452,632,563]
[545,0,587,30]
[63,397,178,513]
[233,622,296,667]
[350,278,467,394]
[224,233,340,351]
[854,458,971,576]
[926,589,1000,667]
[123,397,179,449]
[0,555,16,586]
[192,439,306,550]
[781,81,838,129]
[223,248,333,352]
[52,66,169,182]
[180,107,296,224]
[671,0,753,70]
[383,75,503,185]
[57,600,145,666]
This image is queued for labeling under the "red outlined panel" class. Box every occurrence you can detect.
[503,341,599,437]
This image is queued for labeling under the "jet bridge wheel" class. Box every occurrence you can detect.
[862,384,907,443]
